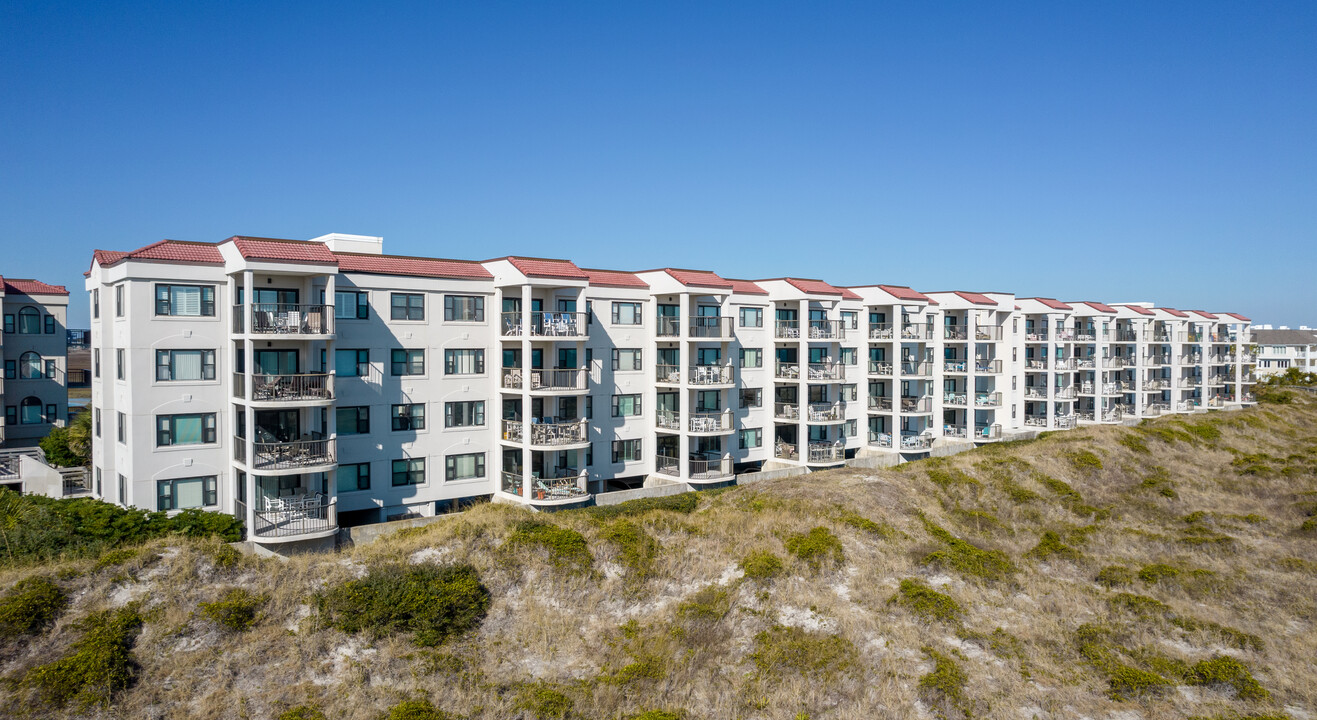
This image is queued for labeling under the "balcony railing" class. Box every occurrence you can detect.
[975,359,1002,374]
[899,434,932,450]
[974,424,1003,440]
[251,495,337,539]
[250,438,335,470]
[773,402,800,420]
[1180,354,1203,365]
[901,395,932,413]
[974,327,1002,341]
[943,392,966,406]
[1179,332,1205,343]
[901,361,932,377]
[1054,358,1077,371]
[656,316,681,337]
[1024,330,1049,342]
[774,440,799,460]
[775,321,801,339]
[1145,379,1169,391]
[1101,358,1126,369]
[806,363,845,381]
[1101,408,1124,422]
[688,455,733,481]
[1055,415,1078,429]
[690,316,734,339]
[1054,329,1076,341]
[238,372,333,402]
[1024,415,1047,427]
[1150,332,1172,343]
[1178,377,1201,388]
[944,424,967,439]
[1145,354,1170,366]
[1143,403,1168,417]
[689,411,732,433]
[944,359,967,373]
[689,364,734,385]
[1113,331,1139,342]
[902,324,930,340]
[1055,386,1077,399]
[974,392,1002,407]
[869,323,894,340]
[1207,375,1230,386]
[1024,359,1047,370]
[1023,386,1048,400]
[775,362,800,379]
[1076,331,1097,342]
[501,419,588,446]
[500,471,589,501]
[869,360,893,376]
[806,320,846,340]
[246,304,333,336]
[868,396,893,412]
[1077,358,1096,369]
[656,364,680,383]
[1100,383,1121,396]
[807,443,846,464]
[502,367,589,391]
[944,327,968,341]
[868,431,892,448]
[807,403,844,423]
[501,311,588,338]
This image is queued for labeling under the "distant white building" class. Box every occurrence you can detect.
[1,277,70,448]
[1250,326,1317,377]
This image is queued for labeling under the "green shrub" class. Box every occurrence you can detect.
[1186,656,1270,700]
[675,585,731,623]
[384,699,459,720]
[0,576,68,637]
[1107,664,1172,700]
[750,624,856,679]
[739,550,784,581]
[1118,434,1150,454]
[599,520,658,580]
[584,493,698,520]
[784,527,844,571]
[92,546,145,571]
[1026,531,1081,561]
[1095,566,1135,587]
[927,467,980,489]
[890,579,962,624]
[316,564,490,647]
[836,511,895,539]
[1036,474,1097,515]
[1109,592,1175,620]
[1180,420,1222,442]
[1068,450,1103,472]
[199,588,266,632]
[278,707,328,720]
[207,543,245,570]
[919,516,1017,580]
[1137,563,1181,583]
[998,477,1041,503]
[1139,466,1177,498]
[918,647,971,719]
[625,712,686,720]
[23,605,144,707]
[514,681,573,719]
[504,520,592,573]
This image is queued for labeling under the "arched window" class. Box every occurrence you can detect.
[17,307,40,334]
[19,352,42,380]
[19,397,42,424]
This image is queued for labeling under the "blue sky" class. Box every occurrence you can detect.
[3,1,1314,327]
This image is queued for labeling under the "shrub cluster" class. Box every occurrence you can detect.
[0,576,68,638]
[783,527,844,571]
[504,520,593,573]
[316,563,490,647]
[738,550,784,581]
[199,588,267,632]
[583,492,698,520]
[23,605,144,708]
[919,515,1016,580]
[750,624,856,680]
[890,579,962,624]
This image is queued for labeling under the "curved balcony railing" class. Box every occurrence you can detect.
[501,418,588,446]
[869,361,893,376]
[974,359,1002,374]
[251,495,337,539]
[974,392,1002,407]
[807,443,845,464]
[807,403,844,423]
[250,438,335,470]
[806,363,845,381]
[235,372,333,402]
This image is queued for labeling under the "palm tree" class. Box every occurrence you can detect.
[66,409,92,465]
[0,489,31,561]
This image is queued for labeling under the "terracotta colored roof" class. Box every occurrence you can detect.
[877,285,930,303]
[501,256,588,281]
[92,249,130,266]
[2,278,69,296]
[226,236,338,265]
[1116,304,1155,316]
[1189,310,1218,320]
[1158,308,1190,318]
[838,287,861,300]
[582,268,648,289]
[335,252,492,280]
[725,278,768,296]
[954,291,996,306]
[783,278,843,296]
[1026,297,1072,310]
[1220,312,1251,322]
[91,239,224,271]
[662,268,733,289]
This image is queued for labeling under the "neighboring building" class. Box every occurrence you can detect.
[1250,326,1317,377]
[1,278,70,447]
[85,233,1257,552]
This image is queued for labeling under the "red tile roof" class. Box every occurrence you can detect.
[225,236,338,265]
[1220,312,1251,322]
[662,268,733,289]
[838,287,861,300]
[335,252,492,280]
[501,256,589,281]
[2,278,69,296]
[1075,301,1117,314]
[1025,297,1072,310]
[783,278,843,296]
[1189,310,1218,319]
[91,239,224,271]
[877,285,930,303]
[954,291,996,306]
[1116,304,1155,316]
[1158,308,1190,318]
[582,268,648,289]
[725,278,768,296]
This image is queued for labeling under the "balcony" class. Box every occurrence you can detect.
[689,455,734,482]
[974,359,1002,374]
[775,321,801,339]
[1024,386,1048,400]
[901,361,933,377]
[1024,359,1048,371]
[807,443,846,465]
[868,360,893,376]
[1024,330,1049,342]
[807,403,845,424]
[1208,375,1230,386]
[249,437,336,471]
[690,316,734,339]
[501,311,588,339]
[868,396,893,412]
[806,363,845,381]
[1101,358,1126,369]
[974,392,1002,408]
[689,364,735,386]
[974,424,1003,441]
[1055,415,1078,429]
[1101,408,1124,422]
[944,327,968,341]
[868,431,892,448]
[1100,383,1122,396]
[1054,358,1077,371]
[806,320,846,340]
[901,395,933,413]
[502,367,589,393]
[501,419,589,447]
[868,323,894,340]
[774,440,799,461]
[1178,377,1202,389]
[944,424,967,439]
[1024,415,1047,427]
[899,434,932,451]
[247,495,338,541]
[974,327,1002,341]
[1077,358,1096,369]
[1179,332,1205,343]
[1113,331,1139,342]
[500,471,590,503]
[235,372,333,403]
[775,362,800,379]
[1150,332,1172,343]
[943,392,966,407]
[901,324,930,340]
[1145,354,1170,366]
[240,304,334,336]
[943,359,967,374]
[1144,379,1169,391]
[1076,331,1097,342]
[657,410,733,434]
[1054,329,1076,341]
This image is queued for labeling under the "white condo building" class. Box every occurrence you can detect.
[1,278,70,448]
[85,234,1257,551]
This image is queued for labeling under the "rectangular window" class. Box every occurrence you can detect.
[116,349,125,380]
[157,476,217,510]
[92,289,100,318]
[740,388,762,408]
[115,285,124,317]
[842,384,858,402]
[585,396,593,420]
[840,348,858,365]
[155,284,215,316]
[335,290,369,319]
[444,401,485,428]
[3,360,13,379]
[117,412,126,443]
[611,302,642,325]
[611,394,642,417]
[844,419,858,437]
[443,295,485,322]
[740,428,762,449]
[156,413,218,446]
[841,311,858,330]
[44,360,56,379]
[739,307,763,328]
[611,439,642,463]
[392,458,425,486]
[4,406,14,426]
[336,406,370,435]
[46,404,56,422]
[740,348,762,368]
[93,349,100,378]
[94,408,101,437]
[1,315,11,334]
[444,349,485,375]
[391,349,425,376]
[445,452,486,481]
[612,348,642,371]
[44,315,55,334]
[391,403,425,431]
[155,350,216,381]
[338,463,371,493]
[390,293,425,320]
[336,349,369,377]
[118,474,126,504]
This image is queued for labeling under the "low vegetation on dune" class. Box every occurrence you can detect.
[1,396,1317,719]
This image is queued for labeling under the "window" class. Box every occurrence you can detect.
[612,348,642,371]
[444,349,484,375]
[445,452,485,481]
[19,352,41,379]
[115,285,124,317]
[611,302,642,325]
[118,474,127,504]
[391,349,425,376]
[93,349,100,378]
[45,403,56,421]
[338,463,371,492]
[390,293,425,320]
[94,408,101,437]
[840,348,858,366]
[612,439,642,463]
[392,458,425,486]
[844,419,858,437]
[391,404,425,431]
[3,406,13,426]
[445,401,485,428]
[444,295,484,322]
[336,349,370,377]
[92,289,99,319]
[44,315,55,334]
[117,411,126,442]
[155,350,216,381]
[841,311,858,330]
[740,388,762,408]
[335,291,369,319]
[740,348,762,368]
[157,476,217,510]
[612,394,642,417]
[155,284,215,316]
[20,397,43,424]
[739,307,763,328]
[740,428,762,449]
[156,413,218,446]
[1,315,11,333]
[585,396,593,420]
[336,406,370,435]
[116,349,125,380]
[45,360,56,379]
[16,307,40,334]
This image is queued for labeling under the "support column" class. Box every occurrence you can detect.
[677,293,691,480]
[242,270,257,534]
[520,284,533,502]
